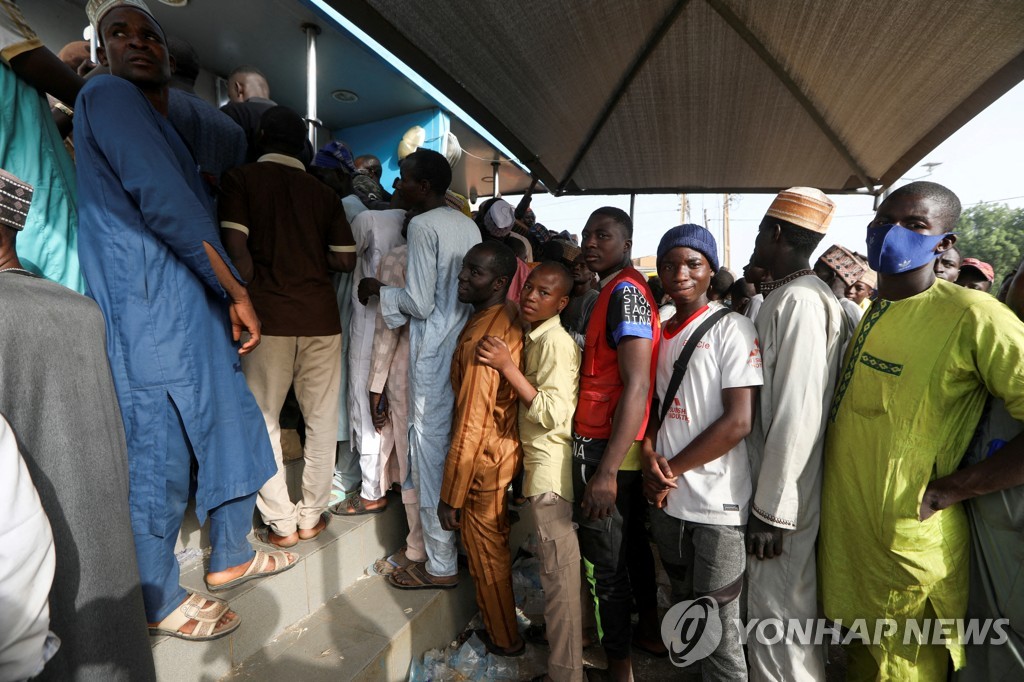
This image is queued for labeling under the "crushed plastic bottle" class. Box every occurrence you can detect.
[449,633,487,679]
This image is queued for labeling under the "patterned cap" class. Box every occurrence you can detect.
[0,169,33,232]
[765,187,835,234]
[858,267,877,288]
[312,140,358,174]
[351,173,386,205]
[818,244,866,287]
[86,0,157,31]
[539,238,581,267]
[445,190,472,217]
[960,258,994,282]
[483,199,515,238]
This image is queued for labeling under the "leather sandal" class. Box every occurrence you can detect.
[206,550,297,592]
[147,593,240,641]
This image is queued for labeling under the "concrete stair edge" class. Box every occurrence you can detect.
[150,495,407,681]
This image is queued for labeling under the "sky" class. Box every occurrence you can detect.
[526,81,1024,268]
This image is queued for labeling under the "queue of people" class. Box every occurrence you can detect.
[2,1,1024,682]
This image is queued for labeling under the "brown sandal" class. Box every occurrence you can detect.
[332,495,387,516]
[387,561,458,590]
[373,547,415,576]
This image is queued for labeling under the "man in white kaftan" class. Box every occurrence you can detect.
[743,188,846,682]
[346,207,405,506]
[360,150,480,582]
[309,141,367,500]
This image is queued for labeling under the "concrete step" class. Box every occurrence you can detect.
[151,490,408,681]
[218,506,535,681]
[221,567,479,681]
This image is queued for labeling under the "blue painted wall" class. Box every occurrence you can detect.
[334,108,449,189]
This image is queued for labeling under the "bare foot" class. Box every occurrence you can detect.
[257,526,299,548]
[298,513,329,540]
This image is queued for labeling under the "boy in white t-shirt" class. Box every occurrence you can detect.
[641,224,763,680]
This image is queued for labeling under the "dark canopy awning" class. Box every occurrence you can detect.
[331,0,1024,195]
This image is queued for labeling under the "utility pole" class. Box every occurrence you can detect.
[679,193,688,223]
[723,193,731,269]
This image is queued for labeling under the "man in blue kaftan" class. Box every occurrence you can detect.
[74,0,287,640]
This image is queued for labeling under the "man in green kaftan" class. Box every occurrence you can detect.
[820,181,1024,680]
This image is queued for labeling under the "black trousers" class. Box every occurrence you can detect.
[573,462,657,660]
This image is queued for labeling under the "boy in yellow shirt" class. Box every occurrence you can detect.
[478,262,584,682]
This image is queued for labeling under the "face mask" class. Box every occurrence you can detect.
[866,224,951,275]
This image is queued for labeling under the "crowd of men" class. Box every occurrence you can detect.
[2,1,1023,682]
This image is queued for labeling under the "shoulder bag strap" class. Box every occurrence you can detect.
[658,308,732,425]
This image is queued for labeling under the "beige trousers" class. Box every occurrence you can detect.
[242,334,342,536]
[527,492,584,682]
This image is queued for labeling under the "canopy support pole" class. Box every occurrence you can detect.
[629,193,636,222]
[492,161,501,198]
[303,23,322,146]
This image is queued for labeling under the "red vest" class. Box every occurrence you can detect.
[573,268,660,440]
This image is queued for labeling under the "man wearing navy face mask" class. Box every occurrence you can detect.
[820,181,1024,680]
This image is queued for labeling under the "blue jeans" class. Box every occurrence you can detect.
[134,399,256,623]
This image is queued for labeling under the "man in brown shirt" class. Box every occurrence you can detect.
[437,241,525,656]
[219,106,355,546]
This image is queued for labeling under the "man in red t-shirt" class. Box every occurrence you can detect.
[572,207,662,681]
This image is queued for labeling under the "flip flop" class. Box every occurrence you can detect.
[331,495,387,516]
[475,628,526,657]
[373,547,414,576]
[206,549,297,592]
[148,592,240,641]
[387,561,459,590]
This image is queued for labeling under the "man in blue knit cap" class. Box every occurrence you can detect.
[642,224,763,679]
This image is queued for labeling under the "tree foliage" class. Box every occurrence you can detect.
[954,204,1024,292]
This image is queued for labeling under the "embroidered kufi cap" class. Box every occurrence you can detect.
[86,0,157,32]
[818,244,866,287]
[483,199,515,238]
[766,187,835,234]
